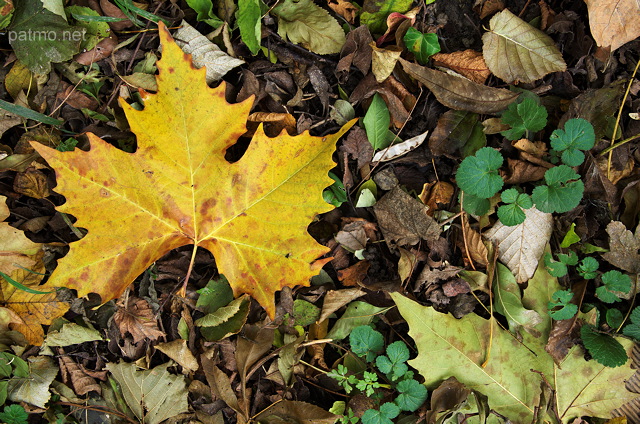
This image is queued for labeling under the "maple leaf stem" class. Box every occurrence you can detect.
[178,245,198,297]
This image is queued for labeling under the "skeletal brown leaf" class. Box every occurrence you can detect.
[113,297,165,344]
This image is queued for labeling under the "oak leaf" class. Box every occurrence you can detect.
[32,24,353,318]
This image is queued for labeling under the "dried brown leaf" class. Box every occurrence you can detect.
[113,296,165,344]
[462,217,489,266]
[602,221,640,274]
[432,50,491,84]
[584,0,640,51]
[401,58,518,114]
[318,288,366,322]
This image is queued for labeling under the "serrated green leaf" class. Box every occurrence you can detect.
[395,379,428,412]
[237,0,262,54]
[0,405,28,424]
[497,203,526,226]
[596,270,631,303]
[350,325,384,362]
[500,97,548,140]
[532,165,584,213]
[363,93,392,150]
[550,118,595,167]
[557,251,578,266]
[544,253,568,277]
[272,0,345,54]
[577,256,599,279]
[580,325,628,368]
[548,290,578,320]
[456,147,504,198]
[403,28,440,64]
[386,340,410,364]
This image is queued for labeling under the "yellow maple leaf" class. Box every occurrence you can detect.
[32,23,354,318]
[0,195,41,275]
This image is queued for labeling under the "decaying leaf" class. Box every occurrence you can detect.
[253,400,337,423]
[273,0,346,54]
[484,206,553,283]
[432,50,491,84]
[602,221,640,274]
[371,43,403,83]
[106,361,189,424]
[372,130,428,162]
[173,21,244,84]
[113,296,165,344]
[391,261,638,422]
[482,9,567,84]
[461,217,488,266]
[584,0,640,52]
[373,186,441,247]
[400,58,518,114]
[31,24,354,318]
[0,253,69,345]
[0,195,41,275]
[7,356,58,408]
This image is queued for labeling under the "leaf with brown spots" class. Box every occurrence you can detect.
[31,23,354,318]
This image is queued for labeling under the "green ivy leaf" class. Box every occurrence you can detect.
[577,256,599,279]
[456,147,504,199]
[394,379,428,412]
[363,94,394,150]
[500,97,548,141]
[531,165,584,213]
[547,290,577,320]
[550,118,595,167]
[403,28,440,64]
[596,270,631,304]
[580,324,628,368]
[350,325,384,362]
[0,405,29,424]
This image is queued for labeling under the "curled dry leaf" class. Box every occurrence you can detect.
[484,206,553,283]
[432,50,491,84]
[400,58,518,114]
[371,43,403,83]
[584,0,640,52]
[0,195,41,274]
[461,217,488,266]
[337,260,370,287]
[173,21,244,84]
[482,9,567,84]
[373,130,428,162]
[58,353,102,395]
[419,181,455,215]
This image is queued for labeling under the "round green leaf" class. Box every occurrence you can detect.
[456,147,504,198]
[350,325,384,362]
[394,379,428,412]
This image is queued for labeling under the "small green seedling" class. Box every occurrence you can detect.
[596,270,631,303]
[549,118,596,166]
[0,405,28,424]
[497,188,532,226]
[543,251,578,278]
[500,97,548,141]
[576,256,599,279]
[531,165,584,214]
[456,147,504,199]
[547,290,578,320]
[623,307,640,341]
[328,325,428,424]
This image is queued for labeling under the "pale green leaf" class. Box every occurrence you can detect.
[106,361,189,424]
[7,356,57,408]
[482,9,566,84]
[493,263,543,336]
[272,0,345,54]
